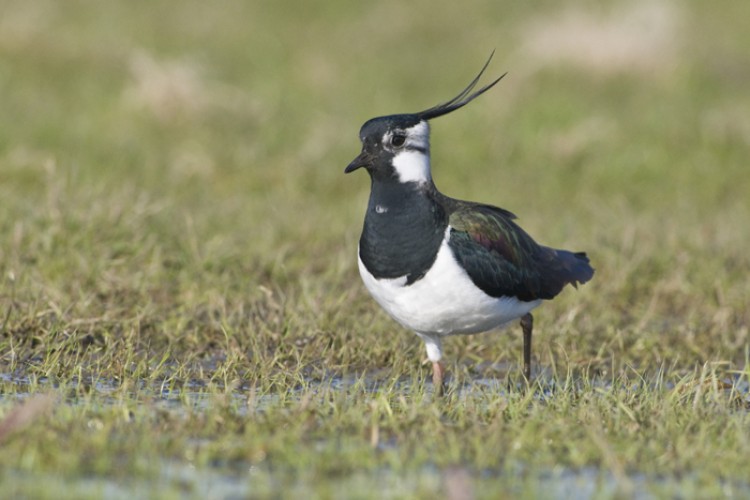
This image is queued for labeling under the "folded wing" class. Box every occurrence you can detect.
[448,202,594,302]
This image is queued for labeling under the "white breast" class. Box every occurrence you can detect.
[357,228,541,337]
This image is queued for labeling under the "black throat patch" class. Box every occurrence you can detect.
[358,181,447,285]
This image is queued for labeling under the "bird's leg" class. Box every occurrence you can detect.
[432,361,445,397]
[520,313,533,381]
[422,336,445,396]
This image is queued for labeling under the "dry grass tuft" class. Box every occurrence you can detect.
[518,1,683,76]
[0,394,55,444]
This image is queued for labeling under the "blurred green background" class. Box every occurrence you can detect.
[2,0,748,365]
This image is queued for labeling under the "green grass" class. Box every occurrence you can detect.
[1,0,750,498]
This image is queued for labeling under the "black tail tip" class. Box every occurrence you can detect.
[571,252,595,285]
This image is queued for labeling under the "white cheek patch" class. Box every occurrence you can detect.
[392,150,432,184]
[405,121,430,150]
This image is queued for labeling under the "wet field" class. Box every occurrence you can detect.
[2,0,750,497]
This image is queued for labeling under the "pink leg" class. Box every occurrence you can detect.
[432,361,445,396]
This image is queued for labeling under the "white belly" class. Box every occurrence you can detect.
[357,234,541,337]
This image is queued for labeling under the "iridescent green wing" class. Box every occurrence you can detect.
[448,202,589,301]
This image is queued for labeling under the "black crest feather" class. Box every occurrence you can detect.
[416,51,506,121]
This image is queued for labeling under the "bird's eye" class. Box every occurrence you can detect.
[390,134,406,148]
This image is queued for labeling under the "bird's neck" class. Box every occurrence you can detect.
[391,150,432,184]
[359,180,447,283]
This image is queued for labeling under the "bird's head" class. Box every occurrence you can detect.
[345,53,506,185]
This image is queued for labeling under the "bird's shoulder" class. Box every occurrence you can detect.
[438,195,537,263]
[435,194,557,300]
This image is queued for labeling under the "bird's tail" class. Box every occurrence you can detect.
[532,247,594,300]
[554,250,594,288]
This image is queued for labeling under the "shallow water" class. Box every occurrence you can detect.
[2,367,748,409]
[4,459,748,499]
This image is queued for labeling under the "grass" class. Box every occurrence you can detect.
[1,0,750,498]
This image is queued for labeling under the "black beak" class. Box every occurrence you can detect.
[344,151,372,173]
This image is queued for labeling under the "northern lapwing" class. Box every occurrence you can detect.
[345,54,594,393]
